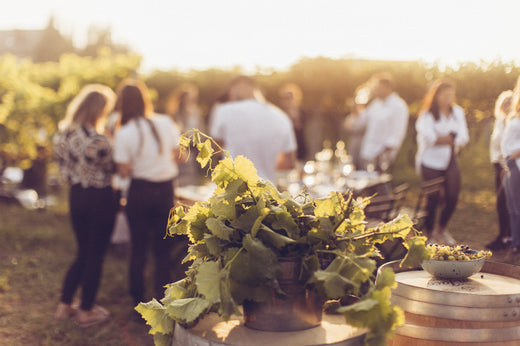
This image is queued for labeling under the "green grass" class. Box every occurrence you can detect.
[1,122,518,345]
[0,194,154,346]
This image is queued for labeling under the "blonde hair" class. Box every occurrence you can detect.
[60,84,115,132]
[494,90,513,119]
[510,76,520,118]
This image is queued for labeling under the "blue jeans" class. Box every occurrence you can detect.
[504,159,520,248]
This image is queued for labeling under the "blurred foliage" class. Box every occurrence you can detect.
[145,57,520,160]
[2,52,519,173]
[0,50,141,171]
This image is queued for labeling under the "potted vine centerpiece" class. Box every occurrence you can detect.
[137,130,430,346]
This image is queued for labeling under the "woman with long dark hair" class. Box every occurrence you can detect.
[54,84,116,326]
[415,79,469,245]
[113,80,184,306]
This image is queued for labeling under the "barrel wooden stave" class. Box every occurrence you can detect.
[379,261,520,345]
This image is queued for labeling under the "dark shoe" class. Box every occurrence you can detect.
[486,238,506,250]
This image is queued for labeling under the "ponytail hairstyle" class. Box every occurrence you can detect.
[116,79,163,154]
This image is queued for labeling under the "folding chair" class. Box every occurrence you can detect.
[412,176,446,229]
[388,182,410,219]
[364,194,396,224]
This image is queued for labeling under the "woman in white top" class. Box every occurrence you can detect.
[502,80,520,257]
[487,90,513,250]
[113,80,185,306]
[415,79,469,245]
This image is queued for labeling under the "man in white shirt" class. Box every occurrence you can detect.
[346,74,409,172]
[210,76,297,183]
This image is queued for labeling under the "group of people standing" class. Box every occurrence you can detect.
[52,71,520,327]
[52,75,300,327]
[488,79,520,257]
[53,80,186,326]
[344,72,519,257]
[344,74,469,246]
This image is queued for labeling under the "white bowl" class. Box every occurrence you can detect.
[421,257,485,279]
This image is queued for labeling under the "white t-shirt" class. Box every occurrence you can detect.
[210,99,297,182]
[357,93,409,161]
[502,116,520,171]
[113,114,180,182]
[415,105,469,172]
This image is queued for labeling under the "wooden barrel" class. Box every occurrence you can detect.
[380,261,520,345]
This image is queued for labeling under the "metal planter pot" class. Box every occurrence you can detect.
[243,257,323,332]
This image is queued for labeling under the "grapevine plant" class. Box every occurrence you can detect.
[137,129,430,346]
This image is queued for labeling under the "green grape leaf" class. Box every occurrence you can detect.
[229,234,279,285]
[257,225,296,249]
[231,200,262,231]
[270,210,300,238]
[195,261,222,303]
[135,299,173,335]
[196,139,214,168]
[379,214,413,239]
[233,155,259,186]
[168,206,189,236]
[204,235,223,257]
[375,267,397,290]
[314,196,337,217]
[184,202,212,242]
[219,276,241,317]
[178,135,191,151]
[229,279,272,304]
[152,333,172,346]
[281,193,303,216]
[307,227,331,242]
[169,219,189,236]
[313,270,358,298]
[206,217,236,241]
[250,200,269,237]
[348,207,366,226]
[400,236,430,268]
[212,156,236,187]
[337,287,405,346]
[161,280,188,305]
[163,297,212,324]
[340,255,376,285]
[209,178,247,220]
[308,216,334,241]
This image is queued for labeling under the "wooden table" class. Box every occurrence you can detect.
[173,312,367,346]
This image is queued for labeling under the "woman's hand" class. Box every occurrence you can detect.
[435,134,455,146]
[116,163,132,178]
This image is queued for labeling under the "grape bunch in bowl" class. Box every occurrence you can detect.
[422,244,492,279]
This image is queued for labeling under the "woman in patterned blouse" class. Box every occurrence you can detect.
[54,84,117,327]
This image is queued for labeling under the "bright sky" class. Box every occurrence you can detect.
[1,0,519,72]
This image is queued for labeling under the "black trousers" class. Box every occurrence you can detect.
[494,163,511,240]
[126,179,188,305]
[60,185,116,310]
[421,158,461,234]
